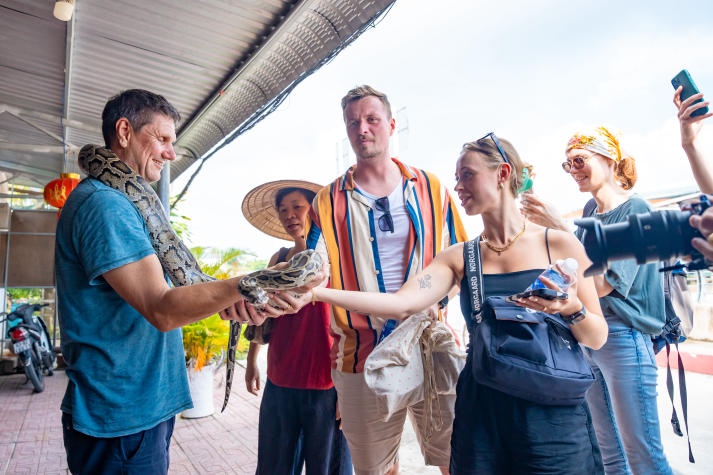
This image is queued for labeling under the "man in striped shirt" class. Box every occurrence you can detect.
[307,85,467,475]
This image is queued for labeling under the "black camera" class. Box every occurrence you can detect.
[575,195,711,277]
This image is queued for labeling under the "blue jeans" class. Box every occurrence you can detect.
[584,319,672,475]
[62,412,174,475]
[256,380,352,475]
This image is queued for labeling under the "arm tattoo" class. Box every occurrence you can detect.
[418,274,432,289]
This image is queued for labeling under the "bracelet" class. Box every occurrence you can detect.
[310,288,316,306]
[562,306,587,325]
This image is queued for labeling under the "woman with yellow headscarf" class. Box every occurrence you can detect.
[552,126,672,474]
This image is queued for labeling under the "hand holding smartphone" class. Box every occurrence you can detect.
[507,288,568,302]
[672,69,709,117]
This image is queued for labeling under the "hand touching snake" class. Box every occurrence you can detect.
[78,145,323,412]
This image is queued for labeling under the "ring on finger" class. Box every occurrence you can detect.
[706,233,713,245]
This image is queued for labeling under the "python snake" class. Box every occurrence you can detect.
[78,145,322,412]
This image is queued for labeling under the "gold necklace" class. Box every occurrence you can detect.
[480,221,527,256]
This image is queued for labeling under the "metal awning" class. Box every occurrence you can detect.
[0,0,396,191]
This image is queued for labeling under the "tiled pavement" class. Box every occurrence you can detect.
[0,358,436,475]
[0,370,67,475]
[0,363,263,474]
[2,341,713,474]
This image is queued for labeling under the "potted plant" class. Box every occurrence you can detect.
[181,246,256,418]
[182,313,232,418]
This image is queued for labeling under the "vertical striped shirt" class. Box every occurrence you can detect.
[307,158,468,373]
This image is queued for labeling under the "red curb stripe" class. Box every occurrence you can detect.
[655,349,713,375]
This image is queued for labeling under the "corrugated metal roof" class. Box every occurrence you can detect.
[0,0,395,189]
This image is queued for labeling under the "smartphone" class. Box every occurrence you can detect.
[508,288,568,301]
[672,69,709,117]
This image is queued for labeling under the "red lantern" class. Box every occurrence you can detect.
[44,172,80,208]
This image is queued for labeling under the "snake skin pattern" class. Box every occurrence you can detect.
[238,250,322,305]
[78,145,322,412]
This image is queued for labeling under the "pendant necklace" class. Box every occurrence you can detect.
[481,221,527,256]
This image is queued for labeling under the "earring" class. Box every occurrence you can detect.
[498,182,504,190]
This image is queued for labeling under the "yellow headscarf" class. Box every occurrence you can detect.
[566,126,622,162]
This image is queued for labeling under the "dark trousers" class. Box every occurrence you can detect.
[62,412,175,475]
[256,380,352,475]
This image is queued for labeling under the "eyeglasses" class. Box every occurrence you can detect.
[561,155,592,173]
[479,132,510,165]
[374,196,394,233]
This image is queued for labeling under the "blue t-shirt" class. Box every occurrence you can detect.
[577,196,665,335]
[55,178,192,437]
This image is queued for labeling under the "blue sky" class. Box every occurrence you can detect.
[172,0,713,260]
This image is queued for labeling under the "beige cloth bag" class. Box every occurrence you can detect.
[363,313,466,431]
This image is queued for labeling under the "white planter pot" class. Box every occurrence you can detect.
[182,363,216,419]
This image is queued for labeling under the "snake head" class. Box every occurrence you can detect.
[238,276,269,306]
[237,249,323,306]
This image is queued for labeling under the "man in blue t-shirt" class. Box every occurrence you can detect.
[55,89,300,474]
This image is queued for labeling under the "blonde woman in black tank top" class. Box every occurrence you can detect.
[286,134,608,474]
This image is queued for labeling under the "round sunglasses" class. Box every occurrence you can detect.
[561,154,593,173]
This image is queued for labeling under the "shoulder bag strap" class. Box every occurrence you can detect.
[575,198,597,247]
[277,247,290,264]
[582,198,597,217]
[462,237,485,324]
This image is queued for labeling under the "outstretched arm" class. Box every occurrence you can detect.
[308,244,464,319]
[674,86,713,194]
[104,254,286,332]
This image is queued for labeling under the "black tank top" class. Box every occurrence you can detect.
[460,229,553,327]
[460,269,543,327]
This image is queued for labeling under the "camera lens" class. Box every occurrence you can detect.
[575,209,698,276]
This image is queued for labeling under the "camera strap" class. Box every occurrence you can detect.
[660,261,695,462]
[663,338,694,462]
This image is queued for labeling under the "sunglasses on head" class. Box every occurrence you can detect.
[478,132,510,165]
[561,154,593,173]
[374,196,394,233]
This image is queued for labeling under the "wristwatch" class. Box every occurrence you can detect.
[562,306,587,325]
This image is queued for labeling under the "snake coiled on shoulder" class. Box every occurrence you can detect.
[78,145,322,412]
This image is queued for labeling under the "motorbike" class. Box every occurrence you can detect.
[1,303,57,393]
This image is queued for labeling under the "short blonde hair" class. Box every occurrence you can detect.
[341,85,392,119]
[462,134,523,197]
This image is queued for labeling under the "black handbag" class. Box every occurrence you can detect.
[463,238,595,406]
[243,319,273,345]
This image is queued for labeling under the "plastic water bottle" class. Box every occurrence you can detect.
[378,319,399,344]
[528,258,578,292]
